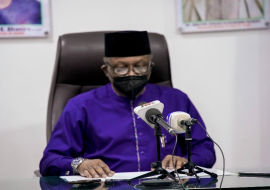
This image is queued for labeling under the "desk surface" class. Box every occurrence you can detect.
[0,176,270,190]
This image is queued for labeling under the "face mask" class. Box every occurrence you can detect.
[113,75,148,100]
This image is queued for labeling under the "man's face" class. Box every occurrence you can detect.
[102,54,153,81]
[101,54,154,96]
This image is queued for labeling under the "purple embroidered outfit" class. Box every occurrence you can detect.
[40,83,216,176]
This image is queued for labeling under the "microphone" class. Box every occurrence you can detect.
[134,100,177,136]
[180,118,198,126]
[166,112,198,134]
[134,100,164,129]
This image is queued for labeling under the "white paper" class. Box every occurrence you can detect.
[60,168,236,182]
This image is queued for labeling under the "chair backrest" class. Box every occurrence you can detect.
[47,31,173,143]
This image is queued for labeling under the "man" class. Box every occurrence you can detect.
[40,31,216,178]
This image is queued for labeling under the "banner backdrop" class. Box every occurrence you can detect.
[176,0,270,33]
[0,0,51,38]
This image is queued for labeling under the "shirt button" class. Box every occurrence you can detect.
[140,151,144,154]
[139,133,143,136]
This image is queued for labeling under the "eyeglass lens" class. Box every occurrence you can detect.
[114,66,148,75]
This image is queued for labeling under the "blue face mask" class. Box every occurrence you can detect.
[113,75,148,100]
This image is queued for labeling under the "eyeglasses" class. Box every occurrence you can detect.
[106,61,151,76]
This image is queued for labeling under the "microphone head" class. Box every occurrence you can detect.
[145,108,162,124]
[166,112,191,133]
[133,100,164,128]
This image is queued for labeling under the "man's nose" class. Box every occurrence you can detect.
[127,66,136,76]
[127,70,136,76]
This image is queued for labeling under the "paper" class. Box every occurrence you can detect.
[60,168,236,182]
[61,171,155,182]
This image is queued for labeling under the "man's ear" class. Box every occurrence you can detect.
[150,61,155,69]
[147,62,155,80]
[101,65,109,77]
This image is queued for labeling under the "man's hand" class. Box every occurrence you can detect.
[161,155,188,170]
[77,159,115,178]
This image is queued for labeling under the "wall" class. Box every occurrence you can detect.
[0,0,269,179]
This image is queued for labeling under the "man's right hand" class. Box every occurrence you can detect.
[77,159,115,178]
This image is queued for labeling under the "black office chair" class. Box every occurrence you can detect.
[46,31,173,143]
[33,31,173,177]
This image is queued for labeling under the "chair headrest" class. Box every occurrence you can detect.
[55,31,172,87]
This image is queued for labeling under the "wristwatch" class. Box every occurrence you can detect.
[71,157,85,174]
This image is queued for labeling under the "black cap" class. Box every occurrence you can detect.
[105,31,151,57]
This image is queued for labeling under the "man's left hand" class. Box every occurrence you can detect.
[161,155,188,170]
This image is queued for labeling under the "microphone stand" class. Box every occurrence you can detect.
[128,122,176,183]
[167,123,218,185]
